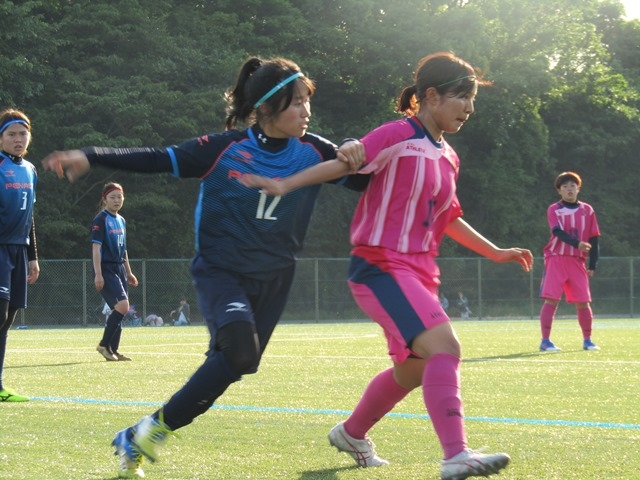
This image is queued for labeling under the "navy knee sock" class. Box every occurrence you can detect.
[100,310,124,348]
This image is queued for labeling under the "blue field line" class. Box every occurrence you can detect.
[32,396,640,430]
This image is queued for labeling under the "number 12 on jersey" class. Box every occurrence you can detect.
[256,192,281,220]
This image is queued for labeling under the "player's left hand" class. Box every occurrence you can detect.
[495,248,534,272]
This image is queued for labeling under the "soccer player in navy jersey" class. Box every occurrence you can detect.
[539,171,601,352]
[42,56,364,478]
[0,109,40,403]
[92,182,138,362]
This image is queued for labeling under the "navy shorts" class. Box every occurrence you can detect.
[0,244,28,308]
[191,255,295,367]
[98,262,129,308]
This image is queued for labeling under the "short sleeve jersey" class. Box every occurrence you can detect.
[351,116,463,254]
[91,209,127,263]
[0,153,37,245]
[543,201,600,260]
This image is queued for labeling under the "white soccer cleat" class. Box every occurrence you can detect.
[441,448,510,480]
[328,421,389,468]
[97,344,118,361]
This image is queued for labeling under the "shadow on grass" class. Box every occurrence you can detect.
[6,361,94,368]
[464,350,565,362]
[298,465,357,479]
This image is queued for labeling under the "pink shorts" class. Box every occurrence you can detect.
[540,255,591,303]
[348,246,449,364]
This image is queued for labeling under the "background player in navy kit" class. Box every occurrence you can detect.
[0,109,40,402]
[42,56,363,477]
[92,182,138,362]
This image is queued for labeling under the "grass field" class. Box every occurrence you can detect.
[1,318,639,479]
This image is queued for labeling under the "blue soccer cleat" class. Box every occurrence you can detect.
[539,339,561,352]
[112,427,144,478]
[583,339,600,351]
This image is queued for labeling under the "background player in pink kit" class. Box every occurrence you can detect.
[242,52,533,480]
[539,171,601,352]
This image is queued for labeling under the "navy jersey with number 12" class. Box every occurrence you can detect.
[84,126,360,279]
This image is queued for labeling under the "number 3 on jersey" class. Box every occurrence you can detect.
[256,191,281,220]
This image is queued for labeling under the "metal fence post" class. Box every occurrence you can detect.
[142,260,147,321]
[477,258,482,319]
[82,259,87,326]
[631,257,635,318]
[314,258,319,322]
[528,267,533,319]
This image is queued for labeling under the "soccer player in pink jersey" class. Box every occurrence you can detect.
[539,171,601,352]
[241,52,533,480]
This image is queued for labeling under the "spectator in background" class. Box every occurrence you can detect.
[171,297,190,326]
[439,293,449,312]
[102,301,111,324]
[144,314,163,327]
[123,305,141,327]
[456,291,471,319]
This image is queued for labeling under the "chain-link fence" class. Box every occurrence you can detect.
[15,257,640,327]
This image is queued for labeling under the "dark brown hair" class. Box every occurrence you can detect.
[98,182,124,211]
[224,57,315,130]
[397,52,490,116]
[0,108,32,155]
[554,171,582,189]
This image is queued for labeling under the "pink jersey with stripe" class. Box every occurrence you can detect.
[351,116,462,254]
[543,201,600,260]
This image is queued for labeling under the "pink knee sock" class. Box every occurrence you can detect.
[577,306,593,340]
[423,353,466,459]
[344,367,411,439]
[540,303,557,339]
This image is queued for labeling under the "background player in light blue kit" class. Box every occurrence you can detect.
[42,56,363,478]
[0,108,40,402]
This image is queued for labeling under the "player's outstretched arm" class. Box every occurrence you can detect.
[41,150,90,182]
[239,140,365,195]
[445,217,533,272]
[240,159,351,196]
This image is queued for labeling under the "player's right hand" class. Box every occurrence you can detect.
[41,150,91,182]
[337,140,365,173]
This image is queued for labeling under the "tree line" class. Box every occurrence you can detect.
[2,0,639,260]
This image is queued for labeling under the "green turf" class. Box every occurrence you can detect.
[1,318,638,479]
